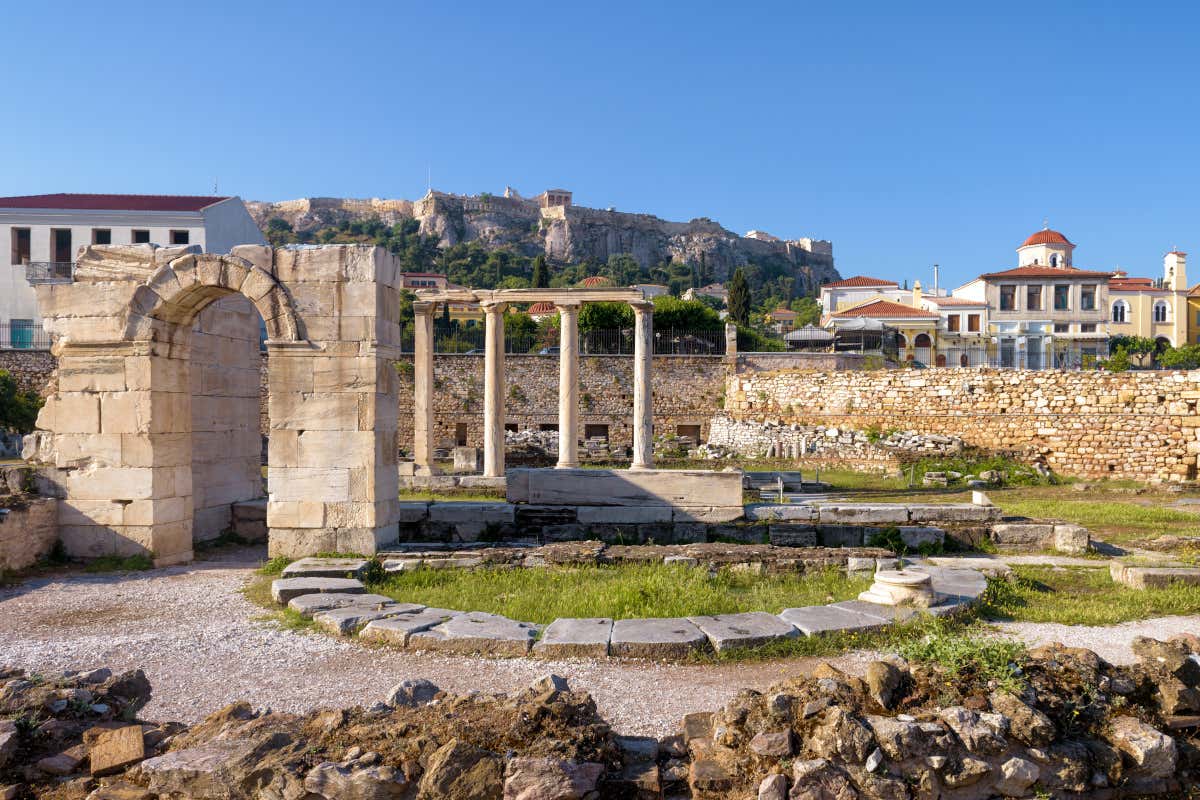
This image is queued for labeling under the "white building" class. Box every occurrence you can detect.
[1,193,265,347]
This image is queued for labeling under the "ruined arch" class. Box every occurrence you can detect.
[123,253,300,343]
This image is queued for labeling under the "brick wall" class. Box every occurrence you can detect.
[724,367,1200,482]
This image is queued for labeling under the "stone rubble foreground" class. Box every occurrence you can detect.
[2,633,1199,798]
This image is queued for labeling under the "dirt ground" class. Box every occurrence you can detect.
[1,546,1194,737]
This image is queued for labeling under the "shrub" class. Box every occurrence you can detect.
[0,369,41,434]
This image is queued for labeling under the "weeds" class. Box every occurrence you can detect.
[980,567,1200,625]
[897,619,1025,693]
[83,554,154,573]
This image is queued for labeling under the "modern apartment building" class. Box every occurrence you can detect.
[0,193,264,347]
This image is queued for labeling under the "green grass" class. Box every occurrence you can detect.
[398,490,506,502]
[898,619,1025,693]
[83,554,154,573]
[980,566,1200,625]
[998,499,1200,547]
[370,564,870,625]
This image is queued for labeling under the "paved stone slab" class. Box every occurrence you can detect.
[270,577,365,604]
[744,504,819,523]
[281,557,370,579]
[687,612,799,653]
[533,618,614,658]
[359,608,462,646]
[427,503,514,523]
[907,504,1002,523]
[313,603,425,635]
[288,592,395,618]
[779,604,894,637]
[671,506,745,523]
[409,611,539,656]
[609,618,708,659]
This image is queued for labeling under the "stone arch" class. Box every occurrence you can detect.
[123,253,300,343]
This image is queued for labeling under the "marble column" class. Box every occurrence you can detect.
[412,301,436,473]
[556,301,581,468]
[482,301,507,478]
[631,300,654,470]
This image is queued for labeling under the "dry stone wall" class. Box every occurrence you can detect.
[0,350,55,396]
[725,367,1200,482]
[394,354,727,454]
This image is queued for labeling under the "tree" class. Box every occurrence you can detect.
[0,369,41,434]
[790,296,821,327]
[650,295,723,330]
[728,268,751,325]
[1158,344,1200,370]
[579,302,634,331]
[504,311,537,341]
[440,302,451,327]
[531,255,549,288]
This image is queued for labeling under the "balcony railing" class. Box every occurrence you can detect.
[25,261,74,284]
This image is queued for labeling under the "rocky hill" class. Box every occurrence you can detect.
[247,188,838,287]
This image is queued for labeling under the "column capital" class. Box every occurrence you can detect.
[480,301,508,314]
[412,300,436,315]
[555,300,583,313]
[630,300,654,313]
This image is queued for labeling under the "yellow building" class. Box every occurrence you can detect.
[1108,251,1188,349]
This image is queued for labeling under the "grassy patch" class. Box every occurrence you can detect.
[371,565,870,625]
[998,499,1200,547]
[83,554,154,573]
[241,573,320,633]
[257,556,293,576]
[898,619,1025,693]
[980,566,1200,625]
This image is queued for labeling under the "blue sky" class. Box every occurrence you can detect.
[6,1,1200,288]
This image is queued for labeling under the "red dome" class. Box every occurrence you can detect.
[580,275,614,287]
[1021,229,1072,247]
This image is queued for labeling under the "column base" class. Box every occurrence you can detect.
[555,461,580,470]
[628,463,652,471]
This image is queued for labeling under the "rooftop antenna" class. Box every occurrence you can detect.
[213,178,218,194]
[932,263,940,295]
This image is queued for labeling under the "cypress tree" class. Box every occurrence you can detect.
[727,267,751,325]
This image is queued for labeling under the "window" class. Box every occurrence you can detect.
[1054,323,1070,333]
[1081,285,1096,311]
[1154,301,1169,323]
[539,423,559,432]
[946,314,960,332]
[131,229,150,244]
[170,230,190,245]
[504,422,519,433]
[967,314,981,332]
[677,424,702,440]
[51,228,72,263]
[1026,285,1042,311]
[1112,300,1128,323]
[1053,284,1070,311]
[1050,254,1058,267]
[454,423,467,447]
[584,424,609,440]
[1195,310,1200,327]
[10,227,30,265]
[8,319,35,350]
[1080,323,1097,333]
[92,229,111,245]
[999,285,1016,311]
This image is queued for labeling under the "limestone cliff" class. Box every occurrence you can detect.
[247,189,838,285]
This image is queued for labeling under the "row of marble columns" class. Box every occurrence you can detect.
[411,299,654,476]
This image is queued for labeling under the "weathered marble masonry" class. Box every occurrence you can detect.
[722,367,1200,482]
[22,244,406,566]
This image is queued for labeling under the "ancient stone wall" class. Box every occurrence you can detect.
[0,350,55,396]
[393,354,728,454]
[724,367,1200,482]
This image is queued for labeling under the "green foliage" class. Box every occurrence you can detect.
[1158,344,1200,370]
[736,325,785,352]
[897,620,1025,693]
[257,556,293,576]
[503,311,537,340]
[0,369,42,434]
[531,254,549,288]
[789,296,821,327]
[911,453,1049,486]
[650,295,722,330]
[1100,346,1131,372]
[727,268,751,325]
[1108,335,1156,358]
[579,302,634,331]
[981,567,1200,625]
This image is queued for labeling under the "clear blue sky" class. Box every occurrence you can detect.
[7,1,1200,288]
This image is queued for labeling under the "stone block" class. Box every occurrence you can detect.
[687,612,799,653]
[990,523,1053,549]
[609,618,708,658]
[575,506,673,524]
[507,468,742,508]
[672,506,745,523]
[281,557,370,579]
[1052,524,1090,555]
[267,468,350,503]
[778,603,894,637]
[816,505,910,525]
[288,592,395,618]
[270,577,365,604]
[359,608,461,646]
[897,526,945,550]
[409,611,539,656]
[817,526,866,548]
[452,446,481,472]
[313,603,424,636]
[88,725,145,776]
[744,504,819,523]
[267,501,326,529]
[768,524,818,547]
[533,618,613,658]
[907,504,1001,523]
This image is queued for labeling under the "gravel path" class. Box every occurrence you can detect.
[0,548,868,737]
[4,547,1197,737]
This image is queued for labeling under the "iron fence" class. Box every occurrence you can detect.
[0,321,51,350]
[398,326,726,355]
[25,261,74,284]
[928,347,1105,370]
